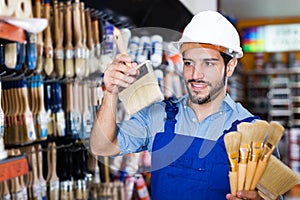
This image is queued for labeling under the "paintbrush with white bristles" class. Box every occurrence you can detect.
[237,122,253,191]
[244,120,269,190]
[250,121,285,190]
[224,131,241,196]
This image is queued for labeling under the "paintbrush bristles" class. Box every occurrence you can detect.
[237,122,253,145]
[265,121,285,147]
[224,131,241,171]
[224,131,241,155]
[252,120,270,143]
[257,155,300,199]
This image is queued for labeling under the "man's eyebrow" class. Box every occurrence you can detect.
[182,57,219,61]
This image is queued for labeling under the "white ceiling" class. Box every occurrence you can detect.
[220,0,300,20]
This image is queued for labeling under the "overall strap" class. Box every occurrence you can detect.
[164,97,179,133]
[224,116,260,134]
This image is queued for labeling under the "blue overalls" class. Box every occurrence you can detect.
[150,99,258,200]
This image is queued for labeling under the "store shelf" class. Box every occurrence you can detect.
[0,155,29,182]
[0,21,26,42]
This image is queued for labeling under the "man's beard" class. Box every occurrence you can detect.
[185,76,226,104]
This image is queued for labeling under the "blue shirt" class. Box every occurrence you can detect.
[116,94,254,155]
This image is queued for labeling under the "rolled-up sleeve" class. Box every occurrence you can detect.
[116,102,166,155]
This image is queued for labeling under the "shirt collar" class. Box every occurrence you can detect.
[173,93,237,112]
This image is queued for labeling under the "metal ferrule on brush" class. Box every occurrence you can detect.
[250,142,263,162]
[228,152,239,172]
[239,144,250,164]
[260,142,275,162]
[74,48,84,59]
[65,49,74,59]
[55,49,64,59]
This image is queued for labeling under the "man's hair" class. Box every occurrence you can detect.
[220,52,233,66]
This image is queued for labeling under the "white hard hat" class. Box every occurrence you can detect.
[178,10,243,58]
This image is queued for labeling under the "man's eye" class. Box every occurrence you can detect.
[184,61,193,66]
[205,61,215,66]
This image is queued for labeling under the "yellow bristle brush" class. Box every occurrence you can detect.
[237,122,254,191]
[224,131,241,196]
[250,121,285,190]
[257,155,300,200]
[244,120,270,190]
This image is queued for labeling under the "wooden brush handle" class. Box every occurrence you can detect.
[64,1,73,48]
[46,142,52,182]
[50,142,58,181]
[72,0,82,48]
[85,9,93,50]
[238,163,247,191]
[35,0,43,45]
[113,27,127,54]
[53,1,61,48]
[66,83,74,113]
[229,171,238,196]
[44,0,52,49]
[80,2,87,47]
[36,144,44,182]
[103,156,110,183]
[92,18,100,45]
[64,1,75,78]
[250,160,268,190]
[244,161,257,190]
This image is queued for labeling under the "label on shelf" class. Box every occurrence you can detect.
[0,155,29,182]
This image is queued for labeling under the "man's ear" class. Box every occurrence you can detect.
[226,58,238,77]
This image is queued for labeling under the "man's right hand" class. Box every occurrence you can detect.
[103,54,139,94]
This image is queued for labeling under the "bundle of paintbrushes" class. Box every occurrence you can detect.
[224,120,300,199]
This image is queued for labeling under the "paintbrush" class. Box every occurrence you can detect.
[224,131,241,196]
[244,120,270,190]
[72,0,85,78]
[35,144,47,200]
[53,0,64,78]
[72,81,82,137]
[46,142,52,183]
[19,79,37,143]
[80,82,93,139]
[250,121,285,190]
[237,122,253,191]
[85,8,97,74]
[47,142,59,200]
[114,27,164,115]
[35,75,48,140]
[80,2,89,77]
[257,155,300,200]
[64,1,75,78]
[43,0,54,77]
[53,82,66,137]
[33,0,43,74]
[91,17,102,72]
[65,82,77,136]
[27,145,41,199]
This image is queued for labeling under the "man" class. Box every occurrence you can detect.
[91,10,263,199]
